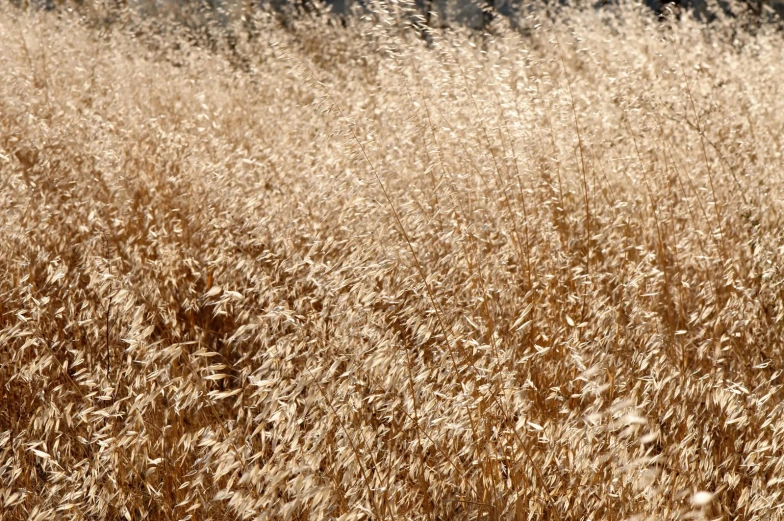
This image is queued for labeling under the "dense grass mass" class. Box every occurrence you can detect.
[2,3,784,519]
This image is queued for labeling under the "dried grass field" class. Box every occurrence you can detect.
[2,2,784,519]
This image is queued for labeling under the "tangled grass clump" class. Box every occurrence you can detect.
[2,2,784,519]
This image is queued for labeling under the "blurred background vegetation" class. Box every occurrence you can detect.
[12,0,784,29]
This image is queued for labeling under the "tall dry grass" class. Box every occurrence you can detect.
[1,2,784,519]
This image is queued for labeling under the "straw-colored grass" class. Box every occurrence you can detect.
[1,2,784,519]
